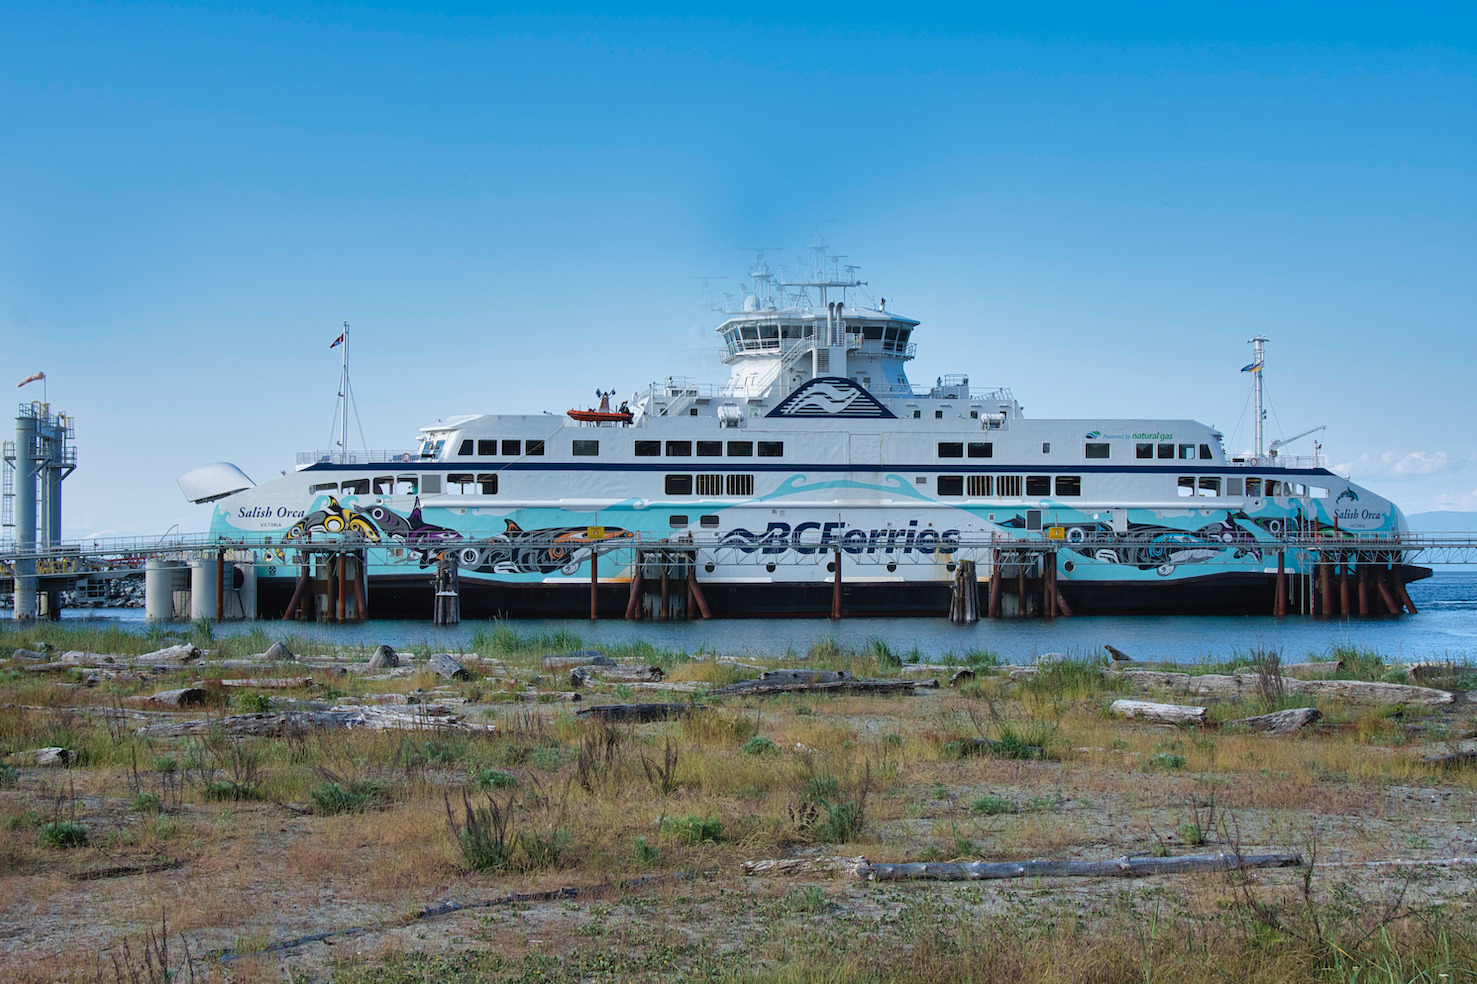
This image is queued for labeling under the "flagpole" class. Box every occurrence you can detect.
[341,322,350,464]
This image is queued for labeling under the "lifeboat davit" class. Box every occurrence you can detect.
[566,408,633,424]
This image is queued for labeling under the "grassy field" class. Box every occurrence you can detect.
[0,621,1474,982]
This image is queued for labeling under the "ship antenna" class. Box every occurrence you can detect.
[1245,336,1268,458]
[329,322,368,463]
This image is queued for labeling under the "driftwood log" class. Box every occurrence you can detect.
[136,706,483,738]
[1109,699,1208,724]
[569,665,664,687]
[575,702,701,723]
[1225,707,1322,734]
[542,652,615,670]
[217,677,315,689]
[710,677,927,698]
[428,653,470,680]
[741,852,1302,881]
[144,687,210,708]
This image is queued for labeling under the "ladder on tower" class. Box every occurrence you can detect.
[1,440,14,529]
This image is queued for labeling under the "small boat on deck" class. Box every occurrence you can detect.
[566,408,633,424]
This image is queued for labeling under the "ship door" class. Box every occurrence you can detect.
[848,434,882,467]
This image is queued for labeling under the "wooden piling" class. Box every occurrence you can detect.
[625,551,644,620]
[987,549,1002,619]
[1274,551,1287,616]
[1016,562,1026,619]
[831,548,843,621]
[355,550,368,621]
[337,554,349,622]
[1043,552,1057,620]
[949,560,978,625]
[659,555,670,621]
[1319,561,1333,616]
[433,552,460,625]
[1338,560,1350,616]
[589,547,599,622]
[1357,563,1370,615]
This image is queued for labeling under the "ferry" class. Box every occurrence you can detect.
[179,245,1423,618]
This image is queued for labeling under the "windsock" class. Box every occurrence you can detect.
[17,371,44,388]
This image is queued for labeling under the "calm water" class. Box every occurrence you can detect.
[55,570,1477,666]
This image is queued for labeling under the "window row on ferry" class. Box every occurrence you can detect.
[934,441,1216,460]
[454,439,546,457]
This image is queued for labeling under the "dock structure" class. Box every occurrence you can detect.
[2,402,76,620]
[2,529,1474,621]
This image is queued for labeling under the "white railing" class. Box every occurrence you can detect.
[296,450,421,466]
[1226,455,1326,470]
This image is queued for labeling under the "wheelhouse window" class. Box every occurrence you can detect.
[665,474,693,495]
[1157,443,1174,459]
[666,440,692,456]
[478,440,496,456]
[525,439,544,456]
[1025,475,1051,496]
[997,475,1022,497]
[458,439,473,456]
[937,475,964,496]
[572,440,599,456]
[1055,476,1081,496]
[1199,444,1214,460]
[758,441,784,457]
[968,442,993,458]
[937,442,964,458]
[1085,443,1110,459]
[967,475,993,496]
[1136,443,1153,459]
[697,441,722,457]
[1179,444,1196,460]
[502,439,521,456]
[695,474,723,496]
[726,474,754,496]
[726,441,753,457]
[635,441,660,456]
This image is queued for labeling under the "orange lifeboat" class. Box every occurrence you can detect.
[566,408,633,424]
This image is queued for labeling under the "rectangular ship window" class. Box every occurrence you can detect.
[726,474,754,496]
[937,475,964,496]
[448,473,473,493]
[968,442,992,458]
[1158,443,1174,459]
[758,441,784,457]
[664,474,693,495]
[1245,477,1262,497]
[1198,477,1221,497]
[695,474,723,496]
[1177,477,1195,497]
[572,440,599,456]
[1309,486,1330,498]
[669,515,688,527]
[395,475,419,496]
[1179,444,1196,459]
[310,483,336,494]
[967,475,993,496]
[665,440,692,456]
[373,476,393,495]
[477,473,498,495]
[1025,475,1050,496]
[697,441,722,457]
[997,475,1022,497]
[635,440,660,456]
[1054,475,1081,496]
[1136,443,1153,459]
[478,440,496,455]
[937,442,964,458]
[1200,444,1214,459]
[340,479,369,495]
[1265,479,1281,496]
[700,514,720,527]
[1085,443,1110,459]
[726,441,753,457]
[525,440,544,456]
[502,439,520,456]
[458,439,473,456]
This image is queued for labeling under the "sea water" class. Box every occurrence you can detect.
[57,570,1477,666]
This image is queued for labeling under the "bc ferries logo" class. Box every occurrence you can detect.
[721,519,958,556]
[767,377,896,419]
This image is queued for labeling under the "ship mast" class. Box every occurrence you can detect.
[1246,336,1267,457]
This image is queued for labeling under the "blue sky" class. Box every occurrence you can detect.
[1,2,1473,536]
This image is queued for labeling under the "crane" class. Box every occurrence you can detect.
[1268,425,1326,457]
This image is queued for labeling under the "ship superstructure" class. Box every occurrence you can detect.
[180,243,1420,618]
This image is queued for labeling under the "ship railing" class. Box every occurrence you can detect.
[1226,455,1326,470]
[296,450,424,467]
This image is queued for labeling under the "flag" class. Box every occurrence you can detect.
[329,332,345,349]
[1241,361,1263,373]
[17,371,44,388]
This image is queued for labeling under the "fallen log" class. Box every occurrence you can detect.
[138,644,205,664]
[136,707,483,738]
[569,665,664,687]
[216,677,315,689]
[709,678,923,698]
[1109,699,1208,724]
[542,652,615,670]
[1423,752,1477,767]
[742,856,869,878]
[1281,678,1452,705]
[11,648,48,661]
[428,652,470,680]
[575,702,702,723]
[142,687,210,708]
[1225,707,1322,734]
[862,852,1301,881]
